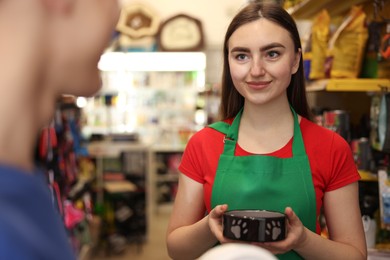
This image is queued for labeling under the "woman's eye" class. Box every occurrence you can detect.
[267,50,280,59]
[235,54,248,61]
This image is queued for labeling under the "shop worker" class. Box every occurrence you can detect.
[0,0,119,259]
[167,2,367,260]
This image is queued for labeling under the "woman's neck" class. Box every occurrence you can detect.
[237,100,294,154]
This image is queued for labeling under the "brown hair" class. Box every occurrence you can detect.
[219,2,310,120]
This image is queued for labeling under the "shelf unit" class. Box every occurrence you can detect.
[81,52,206,243]
[148,144,184,214]
[81,52,206,145]
[307,78,390,181]
[287,0,372,19]
[294,3,390,252]
[306,79,390,92]
[306,78,390,254]
[359,170,379,182]
[87,141,149,246]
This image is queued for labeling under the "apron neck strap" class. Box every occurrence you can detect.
[224,106,306,156]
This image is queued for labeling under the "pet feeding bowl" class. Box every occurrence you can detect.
[223,210,286,242]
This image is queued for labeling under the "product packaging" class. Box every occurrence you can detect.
[309,9,330,80]
[378,169,390,228]
[327,6,369,78]
[378,22,390,79]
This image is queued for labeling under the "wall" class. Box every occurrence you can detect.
[119,0,248,84]
[120,0,247,48]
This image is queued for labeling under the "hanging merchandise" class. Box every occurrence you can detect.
[38,123,57,162]
[360,21,384,78]
[378,22,390,78]
[371,91,390,153]
[362,214,377,248]
[64,200,85,230]
[36,99,97,257]
[380,23,390,57]
[37,123,65,217]
[48,169,64,216]
[371,93,382,150]
[378,169,390,228]
[378,92,390,153]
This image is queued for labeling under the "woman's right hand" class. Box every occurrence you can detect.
[208,204,233,243]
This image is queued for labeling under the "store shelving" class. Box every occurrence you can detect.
[87,141,149,244]
[81,51,206,145]
[148,145,184,214]
[82,52,206,242]
[297,0,390,249]
[306,78,390,92]
[359,170,379,182]
[287,0,372,19]
[307,77,390,254]
[307,78,390,180]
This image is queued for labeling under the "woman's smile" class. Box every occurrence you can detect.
[246,80,272,90]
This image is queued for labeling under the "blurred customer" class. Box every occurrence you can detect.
[0,0,119,259]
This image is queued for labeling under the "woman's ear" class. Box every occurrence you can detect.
[40,0,74,14]
[291,48,301,75]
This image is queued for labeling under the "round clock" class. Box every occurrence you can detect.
[157,14,205,51]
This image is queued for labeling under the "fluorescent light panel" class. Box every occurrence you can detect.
[98,52,206,72]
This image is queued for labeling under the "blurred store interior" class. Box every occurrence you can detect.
[37,0,390,259]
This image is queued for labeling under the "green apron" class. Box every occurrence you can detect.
[210,108,316,260]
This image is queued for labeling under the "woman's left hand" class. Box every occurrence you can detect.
[251,207,308,255]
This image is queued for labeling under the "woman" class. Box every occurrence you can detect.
[166,2,367,260]
[0,0,119,259]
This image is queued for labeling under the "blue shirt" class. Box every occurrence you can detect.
[0,164,76,260]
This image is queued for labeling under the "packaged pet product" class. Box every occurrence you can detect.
[309,9,330,80]
[329,6,369,78]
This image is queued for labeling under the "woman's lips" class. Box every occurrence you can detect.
[246,80,272,90]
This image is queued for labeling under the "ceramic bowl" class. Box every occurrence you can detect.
[222,210,286,242]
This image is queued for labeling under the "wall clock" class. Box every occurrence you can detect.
[116,3,160,39]
[157,14,205,51]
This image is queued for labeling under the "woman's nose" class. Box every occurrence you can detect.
[250,59,266,76]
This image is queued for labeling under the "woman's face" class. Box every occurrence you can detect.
[228,18,300,106]
[54,0,120,97]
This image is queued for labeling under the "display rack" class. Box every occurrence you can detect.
[81,52,206,248]
[287,0,372,19]
[148,145,184,214]
[87,141,149,250]
[81,52,206,146]
[306,79,390,92]
[307,80,390,254]
[295,0,390,253]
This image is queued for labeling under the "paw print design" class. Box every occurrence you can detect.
[230,219,248,239]
[265,220,282,241]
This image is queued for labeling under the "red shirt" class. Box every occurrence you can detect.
[179,117,360,234]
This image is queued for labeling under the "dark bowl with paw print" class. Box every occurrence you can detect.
[222,210,286,242]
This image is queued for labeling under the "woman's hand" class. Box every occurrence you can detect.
[252,207,307,255]
[208,204,237,244]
